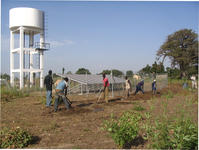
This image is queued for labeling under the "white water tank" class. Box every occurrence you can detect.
[9,7,44,31]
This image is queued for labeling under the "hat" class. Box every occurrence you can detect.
[154,79,156,82]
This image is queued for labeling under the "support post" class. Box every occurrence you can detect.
[81,84,83,95]
[10,31,14,87]
[19,27,24,89]
[68,78,71,95]
[40,31,44,88]
[111,70,114,97]
[29,32,34,87]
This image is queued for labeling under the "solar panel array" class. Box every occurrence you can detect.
[56,73,125,85]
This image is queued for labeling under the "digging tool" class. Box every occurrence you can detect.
[97,88,103,103]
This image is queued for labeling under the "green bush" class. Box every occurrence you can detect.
[169,118,198,149]
[143,115,198,149]
[0,127,33,148]
[103,112,142,148]
[133,105,145,111]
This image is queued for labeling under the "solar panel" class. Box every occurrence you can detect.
[56,73,125,85]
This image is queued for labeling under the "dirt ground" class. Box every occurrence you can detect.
[1,83,198,149]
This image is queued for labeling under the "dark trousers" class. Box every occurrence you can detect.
[134,86,144,95]
[54,92,71,111]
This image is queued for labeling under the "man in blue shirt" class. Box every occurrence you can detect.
[152,80,157,94]
[54,77,72,112]
[134,80,144,95]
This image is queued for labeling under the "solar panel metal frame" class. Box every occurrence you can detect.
[56,73,125,85]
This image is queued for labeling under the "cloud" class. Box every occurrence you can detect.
[48,39,76,48]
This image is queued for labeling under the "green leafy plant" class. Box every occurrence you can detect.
[169,118,198,149]
[103,111,142,148]
[133,105,145,111]
[0,127,33,148]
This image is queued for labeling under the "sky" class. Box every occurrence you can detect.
[1,0,199,75]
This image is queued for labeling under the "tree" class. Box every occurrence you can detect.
[151,61,158,73]
[157,29,198,78]
[166,67,181,79]
[112,69,124,77]
[140,64,151,74]
[76,68,91,74]
[0,73,10,80]
[126,70,133,77]
[157,62,165,73]
[101,69,124,77]
[66,71,72,74]
[101,70,111,75]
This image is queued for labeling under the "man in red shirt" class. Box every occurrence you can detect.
[103,73,109,103]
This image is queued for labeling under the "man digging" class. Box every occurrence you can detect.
[54,77,72,112]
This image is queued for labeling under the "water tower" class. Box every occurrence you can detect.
[9,7,49,89]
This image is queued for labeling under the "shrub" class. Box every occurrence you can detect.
[103,112,142,148]
[169,118,198,149]
[133,105,145,111]
[0,127,33,148]
[143,113,198,149]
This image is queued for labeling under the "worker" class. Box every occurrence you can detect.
[191,75,197,89]
[54,77,72,112]
[125,76,132,98]
[54,79,62,87]
[134,80,144,95]
[103,73,110,103]
[152,79,157,94]
[44,70,54,107]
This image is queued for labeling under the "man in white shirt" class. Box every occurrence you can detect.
[190,75,197,89]
[125,76,132,98]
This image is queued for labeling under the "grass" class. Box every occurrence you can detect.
[161,90,174,99]
[42,122,60,132]
[1,86,30,102]
[133,105,145,111]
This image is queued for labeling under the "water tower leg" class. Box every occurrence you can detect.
[39,32,44,88]
[40,52,44,88]
[10,31,14,87]
[19,27,24,89]
[29,32,34,88]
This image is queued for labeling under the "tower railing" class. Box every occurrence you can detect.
[34,42,50,51]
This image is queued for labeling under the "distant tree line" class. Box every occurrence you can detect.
[139,61,165,75]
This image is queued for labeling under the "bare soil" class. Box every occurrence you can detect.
[1,83,198,149]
